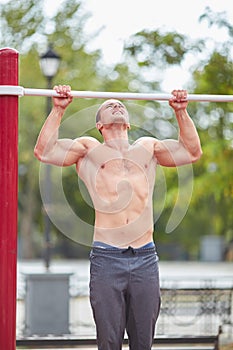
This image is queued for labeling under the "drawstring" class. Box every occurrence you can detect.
[122,246,137,255]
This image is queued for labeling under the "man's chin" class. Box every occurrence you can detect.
[103,119,130,129]
[113,115,128,123]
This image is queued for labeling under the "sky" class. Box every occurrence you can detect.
[81,0,232,62]
[2,0,233,91]
[70,0,233,91]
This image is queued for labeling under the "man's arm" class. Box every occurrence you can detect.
[34,85,89,166]
[154,89,203,167]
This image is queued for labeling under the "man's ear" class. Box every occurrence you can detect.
[96,122,103,133]
[127,123,131,130]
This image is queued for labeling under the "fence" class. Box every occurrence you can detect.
[16,273,233,340]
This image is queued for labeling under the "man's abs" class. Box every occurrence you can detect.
[93,205,154,248]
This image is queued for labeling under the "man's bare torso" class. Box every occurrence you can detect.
[77,137,157,248]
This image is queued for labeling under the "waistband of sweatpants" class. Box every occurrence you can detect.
[91,244,157,256]
[93,241,155,249]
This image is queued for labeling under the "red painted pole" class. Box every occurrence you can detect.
[0,48,19,350]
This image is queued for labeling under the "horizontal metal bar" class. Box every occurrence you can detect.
[0,85,24,96]
[1,85,233,102]
[16,335,219,347]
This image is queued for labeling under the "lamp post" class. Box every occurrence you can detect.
[39,45,61,270]
[23,47,70,337]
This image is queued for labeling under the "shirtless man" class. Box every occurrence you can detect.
[34,85,202,350]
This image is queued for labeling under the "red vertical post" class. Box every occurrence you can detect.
[0,48,19,350]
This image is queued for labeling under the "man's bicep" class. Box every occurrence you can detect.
[54,138,88,166]
[40,138,86,166]
[56,136,100,166]
[154,139,190,167]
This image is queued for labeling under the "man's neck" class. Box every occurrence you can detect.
[104,138,130,152]
[103,129,130,151]
[102,124,130,152]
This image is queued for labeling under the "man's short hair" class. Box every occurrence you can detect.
[95,107,102,134]
[96,108,101,123]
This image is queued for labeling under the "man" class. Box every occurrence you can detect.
[34,85,202,350]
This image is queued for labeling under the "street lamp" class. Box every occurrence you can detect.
[40,45,61,81]
[39,45,61,270]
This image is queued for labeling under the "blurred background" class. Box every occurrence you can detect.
[0,0,233,347]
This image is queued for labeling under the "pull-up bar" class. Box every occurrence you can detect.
[1,85,233,102]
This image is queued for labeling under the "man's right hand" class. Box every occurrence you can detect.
[169,89,188,112]
[53,85,73,110]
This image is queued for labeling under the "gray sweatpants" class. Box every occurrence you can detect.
[89,245,161,350]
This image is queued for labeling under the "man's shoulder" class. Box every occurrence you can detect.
[133,136,158,146]
[75,136,101,148]
[131,136,160,158]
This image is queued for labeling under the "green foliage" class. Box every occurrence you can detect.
[193,52,233,95]
[122,10,233,258]
[0,0,105,258]
[185,12,233,251]
[0,0,44,50]
[124,29,203,67]
[1,0,142,258]
[1,1,233,259]
[199,7,233,44]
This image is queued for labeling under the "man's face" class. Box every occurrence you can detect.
[96,99,130,132]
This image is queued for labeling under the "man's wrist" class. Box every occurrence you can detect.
[52,105,66,113]
[174,107,187,113]
[174,108,189,120]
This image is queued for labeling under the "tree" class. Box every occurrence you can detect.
[123,28,204,93]
[187,8,233,247]
[1,0,141,258]
[190,60,233,242]
[2,1,232,260]
[121,10,233,259]
[1,0,103,258]
[0,0,45,52]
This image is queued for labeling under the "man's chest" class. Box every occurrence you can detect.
[81,145,155,197]
[86,143,154,170]
[76,140,157,213]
